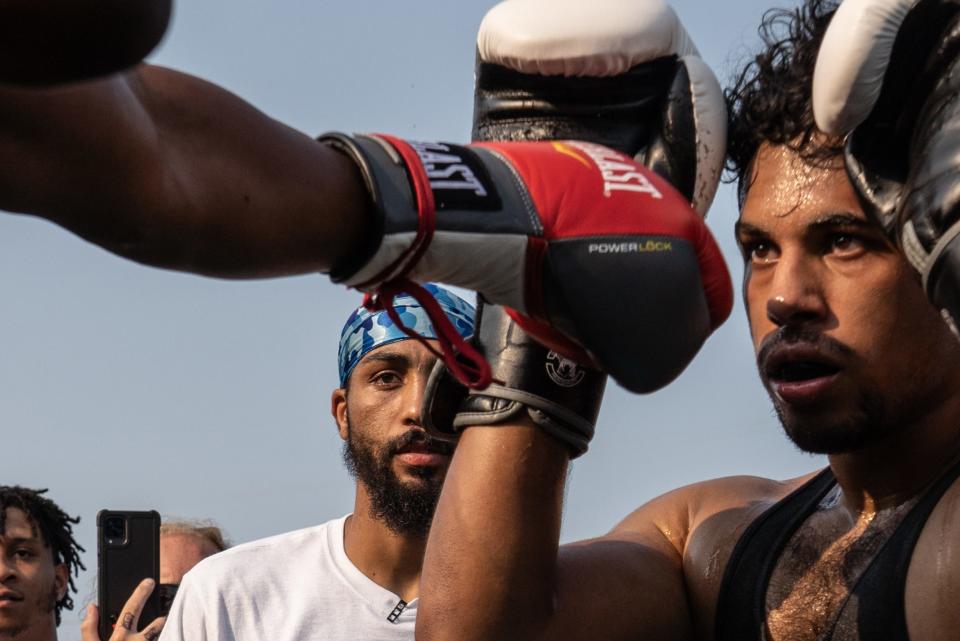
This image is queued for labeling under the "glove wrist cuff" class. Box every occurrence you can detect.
[452,384,596,457]
[452,384,596,441]
[423,303,605,458]
[455,402,592,458]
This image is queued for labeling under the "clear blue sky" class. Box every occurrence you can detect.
[1,1,823,638]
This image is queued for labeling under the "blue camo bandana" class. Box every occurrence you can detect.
[337,283,476,386]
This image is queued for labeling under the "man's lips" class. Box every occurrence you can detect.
[395,452,450,466]
[762,343,844,406]
[394,441,451,466]
[0,591,24,605]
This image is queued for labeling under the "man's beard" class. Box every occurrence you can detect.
[770,388,891,454]
[758,327,895,455]
[342,415,453,537]
[0,582,58,639]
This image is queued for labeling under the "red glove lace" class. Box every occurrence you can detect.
[362,279,492,389]
[356,134,492,390]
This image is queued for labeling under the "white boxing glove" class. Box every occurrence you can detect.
[473,0,725,216]
[813,0,922,135]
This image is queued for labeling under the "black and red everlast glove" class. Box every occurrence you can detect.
[320,133,732,394]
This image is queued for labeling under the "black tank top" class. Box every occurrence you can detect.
[714,458,960,641]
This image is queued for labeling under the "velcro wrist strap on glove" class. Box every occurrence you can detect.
[423,302,606,457]
[319,131,530,310]
[453,385,596,457]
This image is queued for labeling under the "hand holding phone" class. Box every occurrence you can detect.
[81,579,166,641]
[96,510,161,640]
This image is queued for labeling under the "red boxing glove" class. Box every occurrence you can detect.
[321,133,732,393]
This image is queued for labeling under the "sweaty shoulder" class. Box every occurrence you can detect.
[610,472,819,638]
[611,473,812,551]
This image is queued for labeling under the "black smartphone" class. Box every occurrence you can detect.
[97,510,161,640]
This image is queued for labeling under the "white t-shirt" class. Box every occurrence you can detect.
[160,515,417,641]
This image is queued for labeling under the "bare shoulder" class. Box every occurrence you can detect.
[606,470,821,639]
[609,472,817,555]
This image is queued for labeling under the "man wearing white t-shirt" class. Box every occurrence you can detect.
[158,285,476,641]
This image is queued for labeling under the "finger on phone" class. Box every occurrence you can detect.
[80,605,100,641]
[140,616,166,641]
[119,579,156,631]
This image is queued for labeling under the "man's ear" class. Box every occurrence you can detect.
[331,388,349,440]
[54,563,68,602]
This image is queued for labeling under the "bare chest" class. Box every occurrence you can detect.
[763,496,917,641]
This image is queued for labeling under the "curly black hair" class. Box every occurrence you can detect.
[0,486,85,626]
[725,0,844,204]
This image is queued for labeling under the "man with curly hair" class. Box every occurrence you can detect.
[415,2,960,641]
[0,486,85,641]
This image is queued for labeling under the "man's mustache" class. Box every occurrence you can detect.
[387,429,454,457]
[756,326,854,375]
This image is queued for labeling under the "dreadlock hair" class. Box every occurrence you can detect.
[0,486,85,626]
[725,0,845,205]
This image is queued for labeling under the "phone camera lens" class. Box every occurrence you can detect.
[104,516,126,544]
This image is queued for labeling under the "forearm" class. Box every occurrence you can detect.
[69,120,376,279]
[0,0,171,85]
[0,67,375,278]
[418,421,569,641]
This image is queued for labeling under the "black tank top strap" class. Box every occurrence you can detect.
[714,467,837,641]
[853,454,960,640]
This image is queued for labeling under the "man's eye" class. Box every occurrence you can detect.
[14,549,34,559]
[372,372,401,386]
[745,242,778,264]
[830,233,865,256]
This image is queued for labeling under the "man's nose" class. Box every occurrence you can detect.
[402,372,429,427]
[0,554,16,582]
[766,252,827,327]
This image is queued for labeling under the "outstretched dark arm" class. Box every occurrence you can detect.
[0,66,374,276]
[1,0,172,85]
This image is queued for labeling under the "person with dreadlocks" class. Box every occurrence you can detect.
[415,1,960,641]
[0,486,85,641]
